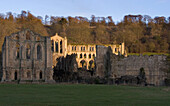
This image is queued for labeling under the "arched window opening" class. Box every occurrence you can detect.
[55,42,58,53]
[14,71,17,80]
[81,47,83,51]
[92,47,94,51]
[26,44,31,59]
[80,60,86,68]
[60,41,62,53]
[89,54,91,59]
[27,71,31,78]
[16,43,20,59]
[16,35,19,40]
[90,47,91,51]
[37,45,42,60]
[89,60,94,70]
[74,46,76,51]
[26,31,31,40]
[21,46,23,59]
[93,54,95,59]
[83,47,85,51]
[80,54,82,58]
[51,40,54,52]
[40,71,42,79]
[72,46,74,51]
[84,54,86,58]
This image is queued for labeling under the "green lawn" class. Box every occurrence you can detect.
[0,84,169,106]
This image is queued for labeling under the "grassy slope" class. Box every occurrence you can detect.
[0,84,169,106]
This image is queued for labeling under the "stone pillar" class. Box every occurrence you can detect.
[54,40,56,52]
[64,37,67,57]
[121,42,125,55]
[77,53,80,58]
[87,60,89,70]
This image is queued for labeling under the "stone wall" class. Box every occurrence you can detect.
[1,29,54,83]
[53,54,78,82]
[96,46,168,86]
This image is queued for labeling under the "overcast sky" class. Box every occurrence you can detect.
[0,0,169,22]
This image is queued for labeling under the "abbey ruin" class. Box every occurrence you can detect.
[1,29,54,83]
[51,33,126,69]
[0,30,169,86]
[95,46,168,86]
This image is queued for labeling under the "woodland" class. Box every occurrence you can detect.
[0,11,169,54]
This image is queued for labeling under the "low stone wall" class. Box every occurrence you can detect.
[96,46,168,86]
[116,55,167,86]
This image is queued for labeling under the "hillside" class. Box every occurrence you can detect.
[0,11,169,54]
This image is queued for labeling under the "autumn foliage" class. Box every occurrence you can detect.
[0,11,169,54]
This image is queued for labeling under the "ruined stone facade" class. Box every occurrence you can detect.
[1,29,54,83]
[51,34,67,67]
[96,45,167,86]
[51,34,126,70]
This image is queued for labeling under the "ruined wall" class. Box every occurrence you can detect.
[115,55,167,86]
[1,29,54,83]
[53,54,78,82]
[95,45,109,78]
[96,46,167,86]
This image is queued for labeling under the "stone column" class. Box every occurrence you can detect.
[87,60,89,70]
[64,37,67,57]
[77,53,80,58]
[54,40,56,52]
[87,53,89,59]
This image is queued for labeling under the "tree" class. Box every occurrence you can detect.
[45,15,49,25]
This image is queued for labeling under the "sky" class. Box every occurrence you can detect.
[0,0,169,23]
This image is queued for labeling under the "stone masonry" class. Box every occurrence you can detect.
[51,33,126,70]
[96,45,167,86]
[1,29,54,83]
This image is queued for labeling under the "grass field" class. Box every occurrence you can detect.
[0,84,169,106]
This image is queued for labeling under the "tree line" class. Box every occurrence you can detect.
[0,11,169,54]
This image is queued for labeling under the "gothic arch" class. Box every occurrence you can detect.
[80,60,87,69]
[37,44,42,60]
[80,53,83,58]
[60,40,62,53]
[16,35,19,40]
[89,60,94,69]
[74,46,76,51]
[89,54,91,59]
[26,44,31,59]
[26,31,31,40]
[16,43,20,59]
[84,54,86,58]
[14,71,17,80]
[93,54,95,59]
[39,71,43,79]
[27,71,31,79]
[55,41,58,52]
